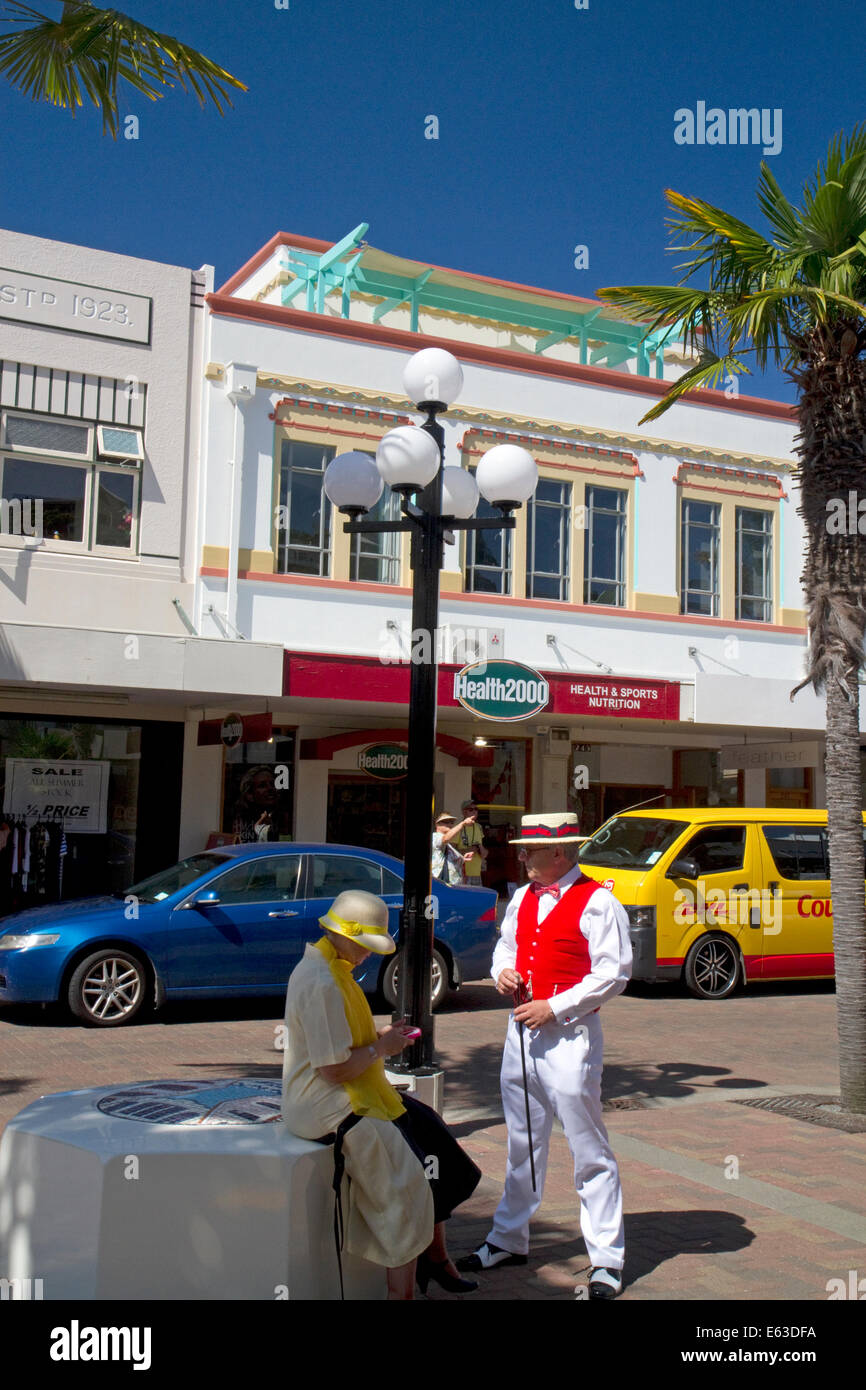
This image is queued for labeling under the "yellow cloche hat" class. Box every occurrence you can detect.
[319,889,397,955]
[509,812,584,846]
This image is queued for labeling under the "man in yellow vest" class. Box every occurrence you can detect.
[456,799,487,886]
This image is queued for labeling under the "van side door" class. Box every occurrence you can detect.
[659,823,760,977]
[756,824,834,980]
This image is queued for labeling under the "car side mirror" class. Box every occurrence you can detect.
[191,890,221,907]
[667,856,700,879]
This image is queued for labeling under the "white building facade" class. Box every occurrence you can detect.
[193,224,843,892]
[0,230,283,913]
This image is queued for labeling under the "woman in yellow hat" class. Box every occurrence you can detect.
[281,888,480,1299]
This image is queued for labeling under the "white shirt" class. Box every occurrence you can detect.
[492,863,632,1023]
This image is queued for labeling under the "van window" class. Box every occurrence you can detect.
[578,817,684,869]
[680,826,746,874]
[762,826,828,880]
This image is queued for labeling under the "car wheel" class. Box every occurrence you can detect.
[382,948,449,1012]
[67,949,149,1026]
[683,933,741,1000]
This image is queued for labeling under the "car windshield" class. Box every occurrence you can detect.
[578,817,684,869]
[120,854,230,904]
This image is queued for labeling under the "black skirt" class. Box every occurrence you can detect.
[393,1093,481,1224]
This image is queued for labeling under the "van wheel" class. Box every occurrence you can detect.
[684,934,740,1000]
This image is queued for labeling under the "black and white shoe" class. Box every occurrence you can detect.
[455,1242,528,1273]
[588,1267,623,1300]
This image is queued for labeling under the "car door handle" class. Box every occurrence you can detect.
[268,911,298,918]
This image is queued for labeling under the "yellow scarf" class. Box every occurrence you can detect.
[314,937,405,1122]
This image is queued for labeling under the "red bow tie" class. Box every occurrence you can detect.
[531,883,560,898]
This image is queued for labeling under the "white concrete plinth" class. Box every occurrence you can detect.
[385,1068,445,1114]
[0,1079,385,1301]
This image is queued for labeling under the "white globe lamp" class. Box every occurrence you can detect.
[475,443,538,513]
[323,451,383,517]
[440,467,479,519]
[403,347,464,409]
[376,425,441,496]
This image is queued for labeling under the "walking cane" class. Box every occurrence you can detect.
[513,978,537,1193]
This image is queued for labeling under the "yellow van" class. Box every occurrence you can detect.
[576,808,850,999]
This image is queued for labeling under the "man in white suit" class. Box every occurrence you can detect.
[458,813,632,1299]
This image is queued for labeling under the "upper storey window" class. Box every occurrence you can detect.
[276,440,333,577]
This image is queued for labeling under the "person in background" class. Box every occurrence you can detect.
[456,799,487,885]
[431,811,471,885]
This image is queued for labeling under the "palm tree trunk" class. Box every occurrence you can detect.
[791,322,866,1114]
[825,672,866,1112]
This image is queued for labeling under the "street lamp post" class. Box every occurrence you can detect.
[324,348,538,1072]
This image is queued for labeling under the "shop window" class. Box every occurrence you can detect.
[350,465,401,584]
[762,826,828,880]
[736,507,772,621]
[276,440,333,577]
[584,486,626,605]
[0,716,152,911]
[465,473,512,594]
[681,499,720,616]
[222,735,295,843]
[674,749,741,808]
[0,410,138,554]
[526,478,571,601]
[308,853,383,897]
[680,825,746,874]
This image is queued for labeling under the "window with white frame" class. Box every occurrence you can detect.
[0,411,140,552]
[681,498,720,616]
[350,458,401,584]
[584,485,626,605]
[526,477,571,601]
[276,440,333,577]
[736,507,772,621]
[465,474,512,594]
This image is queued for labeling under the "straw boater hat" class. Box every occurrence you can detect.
[509,812,583,846]
[435,811,457,825]
[319,889,397,955]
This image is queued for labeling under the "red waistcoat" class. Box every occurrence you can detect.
[515,876,600,1000]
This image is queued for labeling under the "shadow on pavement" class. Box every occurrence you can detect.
[440,1206,755,1299]
[603,1060,768,1104]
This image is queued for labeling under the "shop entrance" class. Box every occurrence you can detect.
[601,784,668,821]
[327,774,407,858]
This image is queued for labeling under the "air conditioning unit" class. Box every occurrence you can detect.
[547,727,570,755]
[445,625,505,667]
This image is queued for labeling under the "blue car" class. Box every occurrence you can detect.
[0,843,499,1027]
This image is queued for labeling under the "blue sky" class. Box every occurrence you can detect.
[2,0,864,405]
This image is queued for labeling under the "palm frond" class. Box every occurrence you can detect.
[636,352,750,424]
[0,0,246,136]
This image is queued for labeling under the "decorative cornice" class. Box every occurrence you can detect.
[461,427,643,477]
[267,394,412,430]
[675,460,788,499]
[254,372,795,473]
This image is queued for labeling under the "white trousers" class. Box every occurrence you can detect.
[487,1011,625,1269]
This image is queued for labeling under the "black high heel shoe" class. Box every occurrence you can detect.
[417,1253,479,1295]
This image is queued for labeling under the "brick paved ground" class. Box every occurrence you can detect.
[2,973,863,1302]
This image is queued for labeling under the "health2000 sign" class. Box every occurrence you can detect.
[454,660,550,722]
